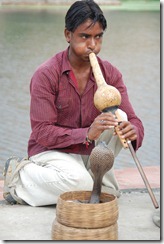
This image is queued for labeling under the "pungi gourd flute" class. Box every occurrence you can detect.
[89,52,159,209]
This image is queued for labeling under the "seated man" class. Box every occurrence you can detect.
[3,0,144,206]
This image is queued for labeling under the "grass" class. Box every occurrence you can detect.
[104,0,160,11]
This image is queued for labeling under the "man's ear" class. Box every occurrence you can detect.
[64,28,71,43]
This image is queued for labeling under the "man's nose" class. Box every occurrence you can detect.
[88,38,96,51]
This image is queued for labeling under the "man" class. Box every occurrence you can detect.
[3,0,144,206]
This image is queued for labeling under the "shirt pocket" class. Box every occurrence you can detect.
[56,88,69,109]
[56,101,69,110]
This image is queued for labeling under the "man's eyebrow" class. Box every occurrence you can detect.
[96,32,104,36]
[79,32,104,37]
[79,33,91,36]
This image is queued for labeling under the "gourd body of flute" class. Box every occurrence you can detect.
[89,52,121,111]
[94,85,121,112]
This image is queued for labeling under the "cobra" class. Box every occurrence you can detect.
[89,141,114,204]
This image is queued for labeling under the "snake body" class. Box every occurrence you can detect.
[89,141,114,203]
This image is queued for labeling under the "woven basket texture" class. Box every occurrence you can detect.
[51,219,118,240]
[56,191,118,229]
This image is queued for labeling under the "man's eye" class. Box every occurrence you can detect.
[96,34,103,39]
[81,34,89,39]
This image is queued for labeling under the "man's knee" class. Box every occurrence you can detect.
[65,170,93,191]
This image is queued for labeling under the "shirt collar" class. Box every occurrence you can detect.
[61,47,72,74]
[61,47,95,83]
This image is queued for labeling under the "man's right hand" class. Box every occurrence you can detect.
[87,112,118,141]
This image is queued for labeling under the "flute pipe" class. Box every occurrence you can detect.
[127,141,159,209]
[115,110,159,208]
[102,108,159,208]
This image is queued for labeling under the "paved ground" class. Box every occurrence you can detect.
[0,165,161,241]
[0,189,160,241]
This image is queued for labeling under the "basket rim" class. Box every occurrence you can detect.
[58,190,117,206]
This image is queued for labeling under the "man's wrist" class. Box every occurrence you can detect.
[86,135,93,144]
[86,125,93,141]
[83,129,93,148]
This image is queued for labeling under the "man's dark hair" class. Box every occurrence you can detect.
[65,0,107,32]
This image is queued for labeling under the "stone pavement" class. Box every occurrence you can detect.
[0,165,160,241]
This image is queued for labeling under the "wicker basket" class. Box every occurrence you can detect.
[51,219,118,240]
[56,191,118,228]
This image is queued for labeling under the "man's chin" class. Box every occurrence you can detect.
[83,56,90,62]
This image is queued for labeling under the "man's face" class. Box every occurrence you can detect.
[65,19,104,62]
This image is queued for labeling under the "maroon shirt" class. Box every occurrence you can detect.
[28,48,144,157]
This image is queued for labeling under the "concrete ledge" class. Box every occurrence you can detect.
[0,0,121,5]
[115,166,160,190]
[0,0,159,11]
